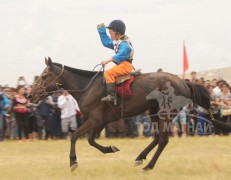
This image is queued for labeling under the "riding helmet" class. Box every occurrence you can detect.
[107,20,126,35]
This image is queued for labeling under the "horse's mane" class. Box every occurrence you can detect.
[53,62,101,77]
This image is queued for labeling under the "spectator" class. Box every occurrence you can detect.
[108,118,126,138]
[190,71,198,83]
[0,86,4,141]
[134,111,152,137]
[25,87,32,98]
[213,79,226,97]
[211,79,217,87]
[1,92,10,140]
[35,97,53,140]
[217,83,231,135]
[125,117,138,138]
[50,91,63,139]
[5,110,16,140]
[5,92,16,140]
[125,111,152,138]
[58,89,80,139]
[104,125,111,138]
[12,86,30,143]
[196,107,211,136]
[172,105,190,138]
[204,80,210,88]
[196,77,204,85]
[206,85,222,135]
[3,88,17,140]
[17,76,27,88]
[23,86,37,140]
[1,86,10,140]
[28,103,37,140]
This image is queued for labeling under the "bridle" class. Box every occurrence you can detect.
[32,64,104,99]
[33,65,65,97]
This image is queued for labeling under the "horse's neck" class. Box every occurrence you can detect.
[60,70,98,101]
[64,70,87,85]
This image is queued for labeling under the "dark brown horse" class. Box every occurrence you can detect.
[30,57,231,172]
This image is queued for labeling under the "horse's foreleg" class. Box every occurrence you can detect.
[143,120,169,171]
[88,126,120,153]
[134,133,159,166]
[70,120,94,172]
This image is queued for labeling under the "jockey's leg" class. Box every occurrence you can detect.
[101,83,116,102]
[101,61,133,102]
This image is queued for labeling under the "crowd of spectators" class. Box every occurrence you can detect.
[172,71,231,137]
[0,76,81,142]
[0,71,230,142]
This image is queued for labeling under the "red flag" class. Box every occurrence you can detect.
[183,41,189,79]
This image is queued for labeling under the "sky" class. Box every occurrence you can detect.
[0,0,231,86]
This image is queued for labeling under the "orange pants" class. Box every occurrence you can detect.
[104,61,133,84]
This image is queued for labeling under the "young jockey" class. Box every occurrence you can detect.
[97,20,134,102]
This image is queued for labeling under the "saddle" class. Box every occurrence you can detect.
[115,69,141,99]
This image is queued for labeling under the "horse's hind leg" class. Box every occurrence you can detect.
[134,133,159,166]
[134,108,160,166]
[88,125,120,153]
[143,119,169,171]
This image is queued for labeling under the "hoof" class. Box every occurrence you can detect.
[70,162,78,173]
[142,166,152,171]
[111,145,120,152]
[134,160,143,167]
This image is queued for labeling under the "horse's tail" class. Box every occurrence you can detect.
[186,82,211,109]
[186,82,231,132]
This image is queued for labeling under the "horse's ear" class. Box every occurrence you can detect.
[46,57,53,68]
[45,57,48,66]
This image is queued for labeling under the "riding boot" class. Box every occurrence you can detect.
[101,83,116,102]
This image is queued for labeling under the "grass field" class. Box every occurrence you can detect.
[0,136,231,180]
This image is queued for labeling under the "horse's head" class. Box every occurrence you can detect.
[146,89,160,101]
[29,57,64,103]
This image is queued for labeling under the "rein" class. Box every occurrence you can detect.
[65,64,104,93]
[34,64,104,97]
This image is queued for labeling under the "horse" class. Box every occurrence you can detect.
[29,57,231,172]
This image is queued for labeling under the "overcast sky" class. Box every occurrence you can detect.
[0,0,231,86]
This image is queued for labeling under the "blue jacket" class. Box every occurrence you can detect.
[98,26,132,64]
[36,99,53,116]
[1,95,10,116]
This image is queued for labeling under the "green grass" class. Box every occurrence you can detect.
[0,136,231,180]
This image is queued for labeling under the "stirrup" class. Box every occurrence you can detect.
[101,95,115,102]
